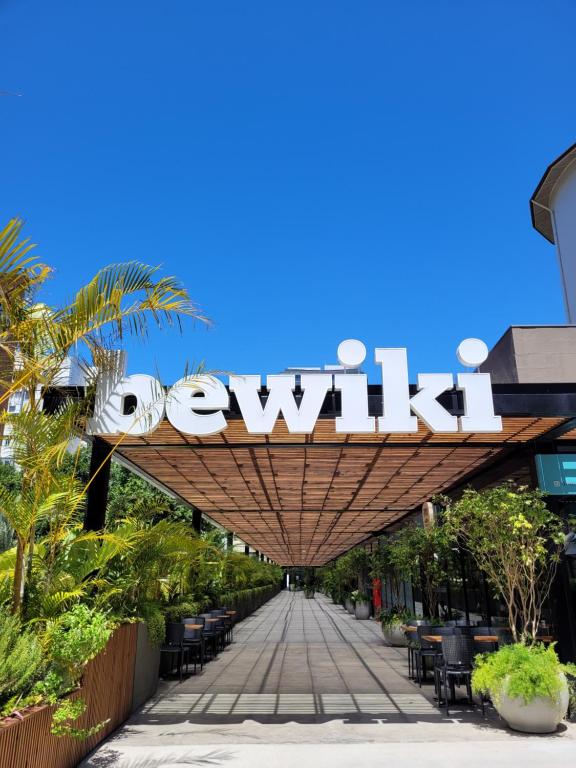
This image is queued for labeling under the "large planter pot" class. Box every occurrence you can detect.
[382,621,407,647]
[495,674,569,734]
[355,601,371,620]
[345,598,355,614]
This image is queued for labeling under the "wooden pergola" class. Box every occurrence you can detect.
[90,381,576,565]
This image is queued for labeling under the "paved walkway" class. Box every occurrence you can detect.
[83,591,576,767]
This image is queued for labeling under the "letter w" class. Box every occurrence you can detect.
[229,374,331,434]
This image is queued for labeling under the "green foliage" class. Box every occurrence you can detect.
[444,485,566,642]
[472,642,576,706]
[350,589,371,605]
[318,545,371,603]
[0,610,44,713]
[163,600,202,623]
[386,523,451,619]
[50,697,110,740]
[44,604,112,687]
[380,605,414,630]
[140,604,166,648]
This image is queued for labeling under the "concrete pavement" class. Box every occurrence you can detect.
[82,591,576,767]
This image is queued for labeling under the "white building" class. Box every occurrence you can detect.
[0,357,92,463]
[531,142,576,322]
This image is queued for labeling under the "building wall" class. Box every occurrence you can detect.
[552,163,576,323]
[480,326,576,383]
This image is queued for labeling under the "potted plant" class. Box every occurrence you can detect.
[472,643,575,733]
[344,593,355,614]
[351,590,371,620]
[380,606,412,646]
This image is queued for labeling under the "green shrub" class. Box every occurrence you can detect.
[380,606,413,630]
[141,604,166,647]
[50,697,110,739]
[163,600,200,623]
[350,590,371,605]
[44,604,112,687]
[472,642,576,706]
[0,610,44,713]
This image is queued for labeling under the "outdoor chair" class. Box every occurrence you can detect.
[182,618,205,671]
[160,623,190,683]
[414,626,454,686]
[200,613,221,657]
[210,609,232,645]
[434,635,479,717]
[473,626,499,654]
[405,620,429,679]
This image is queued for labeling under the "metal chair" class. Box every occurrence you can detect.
[182,617,205,671]
[414,626,454,686]
[210,608,232,645]
[160,623,190,682]
[434,635,478,717]
[405,620,428,679]
[200,613,220,657]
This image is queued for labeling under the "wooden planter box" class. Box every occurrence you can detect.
[0,623,138,768]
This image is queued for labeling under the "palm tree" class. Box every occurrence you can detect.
[0,217,207,613]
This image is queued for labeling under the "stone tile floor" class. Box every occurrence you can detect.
[82,591,576,767]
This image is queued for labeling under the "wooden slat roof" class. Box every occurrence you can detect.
[98,415,566,566]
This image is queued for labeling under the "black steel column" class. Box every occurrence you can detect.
[227,531,234,550]
[244,544,250,555]
[84,438,111,531]
[192,508,202,535]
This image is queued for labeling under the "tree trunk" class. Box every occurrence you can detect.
[11,536,25,614]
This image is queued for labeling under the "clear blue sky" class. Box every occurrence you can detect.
[1,0,575,384]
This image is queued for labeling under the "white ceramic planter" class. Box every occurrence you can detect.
[496,674,569,734]
[355,601,371,620]
[382,622,407,647]
[345,598,355,614]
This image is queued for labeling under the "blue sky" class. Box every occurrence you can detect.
[1,1,575,384]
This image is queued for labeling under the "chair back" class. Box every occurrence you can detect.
[441,635,475,668]
[472,626,498,653]
[166,622,185,646]
[183,616,205,625]
[494,628,514,646]
[182,618,203,640]
[416,625,435,649]
[200,613,217,633]
[210,609,226,617]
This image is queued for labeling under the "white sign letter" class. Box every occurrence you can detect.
[376,348,418,432]
[166,375,229,435]
[229,374,331,433]
[88,373,165,436]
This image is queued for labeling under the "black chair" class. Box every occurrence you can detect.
[160,623,190,682]
[434,635,478,717]
[182,617,205,671]
[473,626,499,654]
[210,609,232,645]
[405,620,428,679]
[209,612,228,651]
[200,613,220,658]
[414,626,454,686]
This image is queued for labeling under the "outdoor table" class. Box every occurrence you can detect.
[422,634,555,644]
[401,625,417,633]
[225,610,237,615]
[423,634,497,643]
[184,624,203,630]
[205,618,220,623]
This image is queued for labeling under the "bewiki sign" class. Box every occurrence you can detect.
[88,338,502,437]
